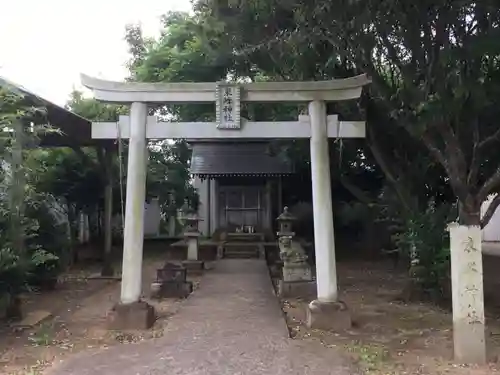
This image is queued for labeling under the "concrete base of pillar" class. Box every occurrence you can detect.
[181,260,205,273]
[306,300,351,331]
[279,280,316,298]
[107,301,156,330]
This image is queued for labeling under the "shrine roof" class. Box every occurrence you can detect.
[190,142,294,178]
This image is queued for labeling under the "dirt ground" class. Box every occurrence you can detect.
[5,243,500,375]
[0,246,201,375]
[281,257,500,375]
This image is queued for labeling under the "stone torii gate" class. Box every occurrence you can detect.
[82,74,371,329]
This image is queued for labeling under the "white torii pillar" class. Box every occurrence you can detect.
[309,101,337,302]
[81,74,370,331]
[112,102,155,329]
[306,102,351,330]
[121,102,148,304]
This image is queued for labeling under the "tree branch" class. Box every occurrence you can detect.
[419,130,447,169]
[367,126,411,211]
[478,167,500,202]
[481,194,500,228]
[71,146,88,162]
[339,174,374,205]
[437,121,467,182]
[477,126,500,151]
[431,121,470,201]
[467,120,480,186]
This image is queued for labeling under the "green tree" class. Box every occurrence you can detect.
[124,12,223,213]
[220,0,500,226]
[199,0,500,298]
[0,87,61,318]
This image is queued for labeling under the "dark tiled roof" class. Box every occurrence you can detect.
[0,76,104,147]
[190,142,293,177]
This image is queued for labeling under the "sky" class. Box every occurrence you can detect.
[0,0,192,106]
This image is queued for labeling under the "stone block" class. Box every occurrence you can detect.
[182,260,204,272]
[279,280,316,298]
[157,263,187,282]
[11,310,52,330]
[107,301,156,330]
[306,300,351,331]
[282,266,312,282]
[151,281,193,299]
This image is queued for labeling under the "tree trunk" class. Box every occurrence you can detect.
[101,146,115,277]
[5,294,22,320]
[67,205,79,266]
[459,195,481,226]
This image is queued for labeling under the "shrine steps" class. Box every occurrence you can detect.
[223,243,260,259]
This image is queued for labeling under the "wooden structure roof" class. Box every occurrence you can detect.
[0,76,107,147]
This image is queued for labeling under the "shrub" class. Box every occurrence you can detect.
[393,200,455,302]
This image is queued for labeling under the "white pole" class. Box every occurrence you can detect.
[120,102,148,304]
[309,100,338,302]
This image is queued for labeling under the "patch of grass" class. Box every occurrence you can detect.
[114,331,140,343]
[150,328,164,339]
[28,323,55,347]
[345,341,390,374]
[20,359,51,374]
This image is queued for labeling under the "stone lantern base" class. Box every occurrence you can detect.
[107,301,156,330]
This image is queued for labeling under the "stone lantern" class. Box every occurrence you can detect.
[277,206,296,237]
[178,199,204,272]
[275,206,315,298]
[178,199,200,234]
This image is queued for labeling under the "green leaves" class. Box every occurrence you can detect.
[0,83,67,300]
[66,90,126,122]
[146,140,196,215]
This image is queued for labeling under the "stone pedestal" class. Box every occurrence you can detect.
[152,263,193,299]
[279,280,316,298]
[107,301,155,330]
[152,281,192,299]
[278,234,315,299]
[306,300,351,331]
[449,224,486,364]
[181,259,205,272]
[282,262,312,281]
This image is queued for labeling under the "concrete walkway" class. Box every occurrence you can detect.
[48,259,354,375]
